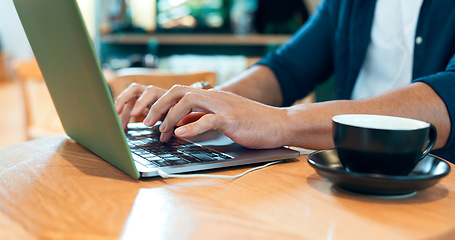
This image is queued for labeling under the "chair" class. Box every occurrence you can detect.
[13,59,64,140]
[109,71,217,99]
[0,51,8,83]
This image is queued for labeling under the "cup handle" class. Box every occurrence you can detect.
[420,124,437,159]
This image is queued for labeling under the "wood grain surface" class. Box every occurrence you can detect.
[0,136,454,239]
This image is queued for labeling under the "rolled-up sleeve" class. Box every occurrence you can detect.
[415,54,455,160]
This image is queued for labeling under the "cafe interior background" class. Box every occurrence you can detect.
[0,0,323,148]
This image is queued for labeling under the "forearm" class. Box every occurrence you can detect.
[282,82,450,150]
[215,65,284,106]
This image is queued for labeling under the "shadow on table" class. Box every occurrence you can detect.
[56,138,139,182]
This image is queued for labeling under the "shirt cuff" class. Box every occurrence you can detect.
[415,71,455,161]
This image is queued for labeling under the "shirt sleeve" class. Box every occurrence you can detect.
[414,53,455,160]
[256,0,335,106]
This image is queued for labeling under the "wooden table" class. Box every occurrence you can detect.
[1,136,454,239]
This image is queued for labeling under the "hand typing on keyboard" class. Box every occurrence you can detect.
[144,86,289,149]
[115,79,292,149]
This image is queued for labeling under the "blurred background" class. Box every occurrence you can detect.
[0,0,321,147]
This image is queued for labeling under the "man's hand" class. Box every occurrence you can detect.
[114,83,167,130]
[143,85,289,149]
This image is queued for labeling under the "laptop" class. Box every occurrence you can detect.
[13,0,300,179]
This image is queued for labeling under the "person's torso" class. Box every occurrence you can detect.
[330,0,455,99]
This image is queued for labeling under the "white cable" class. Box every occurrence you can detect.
[157,160,283,179]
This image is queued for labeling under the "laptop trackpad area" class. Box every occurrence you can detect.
[182,129,298,161]
[182,130,248,154]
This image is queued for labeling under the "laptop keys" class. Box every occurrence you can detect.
[127,128,233,168]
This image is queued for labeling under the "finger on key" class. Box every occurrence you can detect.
[131,85,166,116]
[144,85,198,127]
[161,92,216,133]
[115,83,146,114]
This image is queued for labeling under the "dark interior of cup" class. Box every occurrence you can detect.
[332,115,432,176]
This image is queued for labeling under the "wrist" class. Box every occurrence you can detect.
[281,103,335,150]
[280,106,306,147]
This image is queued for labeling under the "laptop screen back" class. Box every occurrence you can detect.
[13,0,140,178]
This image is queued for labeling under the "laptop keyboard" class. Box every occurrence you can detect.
[126,127,233,168]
